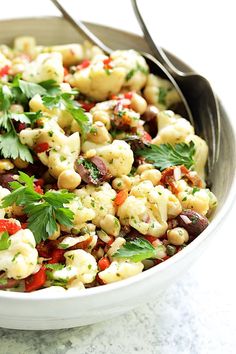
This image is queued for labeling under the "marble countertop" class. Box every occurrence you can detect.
[0,1,235,353]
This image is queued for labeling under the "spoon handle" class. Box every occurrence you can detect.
[131,0,185,77]
[50,0,112,55]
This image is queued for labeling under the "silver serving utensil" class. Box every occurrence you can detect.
[50,0,194,126]
[131,0,220,173]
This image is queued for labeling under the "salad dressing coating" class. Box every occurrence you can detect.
[0,37,217,292]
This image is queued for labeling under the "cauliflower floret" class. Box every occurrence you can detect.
[53,249,97,284]
[144,74,181,110]
[0,228,38,279]
[60,234,97,252]
[0,186,10,218]
[43,43,84,66]
[0,52,11,71]
[68,54,126,101]
[111,49,148,91]
[176,179,217,215]
[67,197,96,229]
[117,195,167,238]
[185,134,208,180]
[95,140,134,177]
[118,181,181,237]
[19,118,80,178]
[152,110,194,145]
[75,182,116,227]
[99,260,143,284]
[13,36,36,57]
[43,41,104,67]
[22,53,64,84]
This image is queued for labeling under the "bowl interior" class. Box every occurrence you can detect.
[0,16,235,287]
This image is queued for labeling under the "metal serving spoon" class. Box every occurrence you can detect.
[131,0,220,173]
[50,0,194,126]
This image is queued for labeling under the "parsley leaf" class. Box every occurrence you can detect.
[18,80,47,98]
[136,141,195,171]
[0,172,75,243]
[114,238,156,262]
[42,92,90,138]
[0,232,11,251]
[0,130,33,163]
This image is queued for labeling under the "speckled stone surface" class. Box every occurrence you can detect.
[0,223,235,354]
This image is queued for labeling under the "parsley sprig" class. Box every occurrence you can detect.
[114,238,156,262]
[136,141,195,171]
[0,172,75,243]
[42,91,90,138]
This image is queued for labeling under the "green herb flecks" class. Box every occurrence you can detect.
[125,62,149,81]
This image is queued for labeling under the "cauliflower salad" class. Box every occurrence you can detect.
[0,37,217,292]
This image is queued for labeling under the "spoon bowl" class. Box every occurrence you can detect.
[131,0,220,174]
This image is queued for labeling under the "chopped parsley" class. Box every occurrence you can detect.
[125,63,149,81]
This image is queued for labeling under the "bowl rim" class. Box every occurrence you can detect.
[0,16,235,301]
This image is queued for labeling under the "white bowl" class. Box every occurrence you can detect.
[0,17,235,330]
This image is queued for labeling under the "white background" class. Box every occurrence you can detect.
[0,1,235,353]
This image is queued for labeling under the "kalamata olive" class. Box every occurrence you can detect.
[142,105,159,122]
[177,209,209,238]
[0,173,15,189]
[75,156,109,185]
[0,278,20,290]
[124,135,147,151]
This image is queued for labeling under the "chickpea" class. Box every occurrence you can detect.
[136,163,154,175]
[10,104,24,113]
[87,122,111,144]
[100,214,121,237]
[93,110,111,130]
[112,175,132,191]
[141,169,161,186]
[57,169,81,190]
[11,204,24,216]
[84,149,97,159]
[48,223,60,240]
[13,158,29,169]
[130,93,147,114]
[0,159,14,174]
[167,227,189,246]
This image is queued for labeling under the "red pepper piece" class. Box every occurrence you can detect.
[79,101,95,112]
[48,249,65,264]
[34,178,45,187]
[0,219,21,235]
[144,235,157,244]
[77,59,90,70]
[25,266,46,292]
[34,185,44,195]
[34,142,49,153]
[114,189,128,206]
[98,257,110,271]
[0,65,10,77]
[124,92,133,100]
